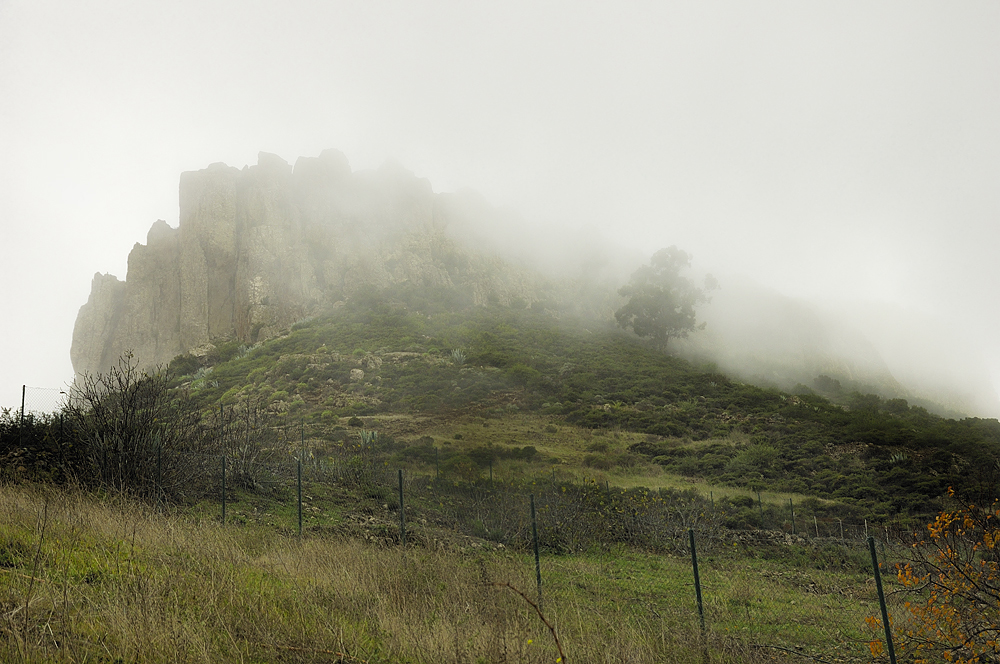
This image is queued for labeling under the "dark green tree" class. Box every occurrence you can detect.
[614,246,715,350]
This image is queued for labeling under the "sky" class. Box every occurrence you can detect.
[1,1,998,415]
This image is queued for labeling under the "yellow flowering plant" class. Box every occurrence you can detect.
[890,488,1000,663]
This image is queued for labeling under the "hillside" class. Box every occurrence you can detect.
[71,149,995,423]
[9,238,1000,663]
[57,150,1000,530]
[160,283,1000,521]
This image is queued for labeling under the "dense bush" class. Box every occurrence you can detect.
[64,354,198,497]
[0,354,283,502]
[0,408,81,482]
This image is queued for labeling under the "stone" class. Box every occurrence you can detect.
[71,150,546,380]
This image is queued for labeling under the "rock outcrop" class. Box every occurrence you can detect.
[72,150,540,378]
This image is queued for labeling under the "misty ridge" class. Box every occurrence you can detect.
[74,149,998,420]
[441,168,999,419]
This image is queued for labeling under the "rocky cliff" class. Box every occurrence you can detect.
[72,150,541,378]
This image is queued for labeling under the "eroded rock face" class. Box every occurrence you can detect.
[71,273,127,376]
[71,150,539,378]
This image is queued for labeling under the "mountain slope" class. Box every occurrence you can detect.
[166,286,1000,520]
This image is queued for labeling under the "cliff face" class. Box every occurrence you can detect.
[71,150,539,378]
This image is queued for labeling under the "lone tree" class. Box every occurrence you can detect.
[614,246,715,350]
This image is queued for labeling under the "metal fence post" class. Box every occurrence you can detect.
[398,469,406,546]
[689,528,706,634]
[757,491,764,528]
[790,498,796,535]
[531,493,542,608]
[157,445,162,507]
[297,459,303,539]
[868,536,898,664]
[19,385,25,450]
[221,455,227,525]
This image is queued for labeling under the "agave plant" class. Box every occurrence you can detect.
[359,429,379,447]
[451,348,466,366]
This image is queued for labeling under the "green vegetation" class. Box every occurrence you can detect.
[151,283,1000,522]
[614,245,715,350]
[3,282,999,662]
[0,482,879,663]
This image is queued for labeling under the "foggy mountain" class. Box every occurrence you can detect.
[72,150,998,419]
[71,151,551,380]
[5,3,998,416]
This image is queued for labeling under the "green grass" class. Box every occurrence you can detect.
[537,547,875,660]
[0,483,887,663]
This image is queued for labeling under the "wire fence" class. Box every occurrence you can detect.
[121,447,900,662]
[19,385,69,417]
[7,387,919,662]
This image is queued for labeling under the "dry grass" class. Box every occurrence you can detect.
[0,482,850,663]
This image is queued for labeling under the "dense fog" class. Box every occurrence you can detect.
[1,1,997,416]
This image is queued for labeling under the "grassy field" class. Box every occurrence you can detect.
[7,292,962,661]
[301,411,864,523]
[0,482,886,663]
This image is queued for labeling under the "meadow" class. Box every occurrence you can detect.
[0,482,885,663]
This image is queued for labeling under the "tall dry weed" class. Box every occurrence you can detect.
[0,482,801,663]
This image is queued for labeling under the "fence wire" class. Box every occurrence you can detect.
[21,385,68,418]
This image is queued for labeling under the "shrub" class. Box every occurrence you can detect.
[441,454,480,483]
[216,393,280,491]
[65,352,201,499]
[887,490,1000,663]
[0,408,81,482]
[169,353,201,377]
[583,454,612,471]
